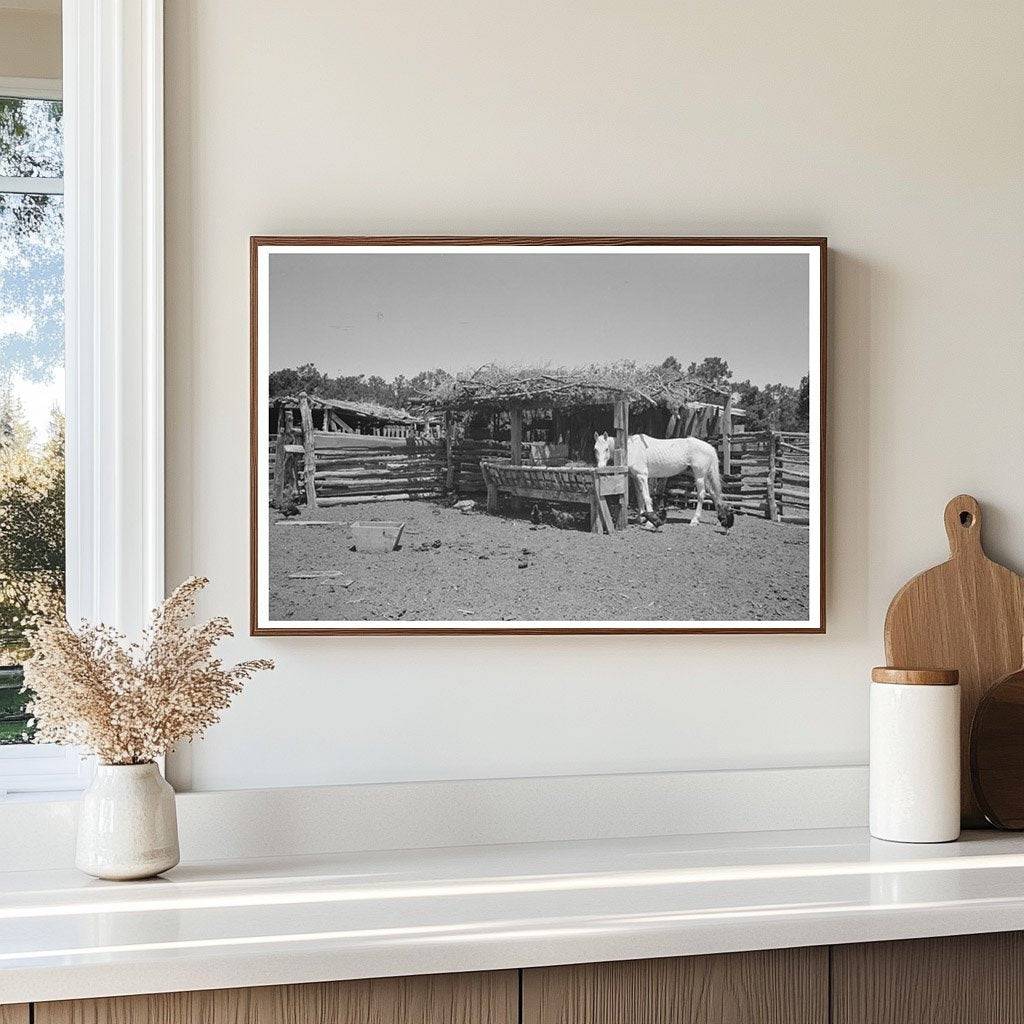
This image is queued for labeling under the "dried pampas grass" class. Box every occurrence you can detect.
[23,576,273,765]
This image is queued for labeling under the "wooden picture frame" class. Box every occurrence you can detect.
[251,237,827,635]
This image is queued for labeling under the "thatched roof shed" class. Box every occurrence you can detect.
[273,393,420,425]
[270,393,443,439]
[417,362,730,413]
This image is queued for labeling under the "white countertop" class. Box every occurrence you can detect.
[4,826,1024,1004]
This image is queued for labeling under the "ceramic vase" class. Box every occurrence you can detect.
[76,762,180,880]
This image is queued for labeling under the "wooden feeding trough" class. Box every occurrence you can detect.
[481,460,627,534]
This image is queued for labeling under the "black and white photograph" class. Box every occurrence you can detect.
[251,238,825,634]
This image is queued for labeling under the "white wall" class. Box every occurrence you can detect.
[164,1,1024,792]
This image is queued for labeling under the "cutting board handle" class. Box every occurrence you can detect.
[944,494,983,558]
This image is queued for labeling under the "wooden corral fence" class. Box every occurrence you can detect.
[269,432,519,508]
[663,429,811,525]
[270,393,810,525]
[270,404,522,509]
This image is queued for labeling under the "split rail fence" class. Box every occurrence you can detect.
[270,423,811,525]
[269,432,517,508]
[664,430,811,525]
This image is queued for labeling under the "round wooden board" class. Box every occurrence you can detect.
[884,495,1024,826]
[970,664,1024,829]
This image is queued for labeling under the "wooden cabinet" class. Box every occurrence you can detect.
[522,948,828,1024]
[34,971,517,1024]
[832,932,1024,1024]
[22,932,1024,1024]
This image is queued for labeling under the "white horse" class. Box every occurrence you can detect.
[594,433,735,530]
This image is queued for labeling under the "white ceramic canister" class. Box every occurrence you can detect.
[870,667,961,843]
[76,762,180,880]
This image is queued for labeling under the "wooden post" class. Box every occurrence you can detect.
[444,411,455,493]
[766,430,778,521]
[722,392,735,477]
[509,406,523,466]
[298,392,318,508]
[483,463,499,514]
[613,399,629,529]
[273,425,287,506]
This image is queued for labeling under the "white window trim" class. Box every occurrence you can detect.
[0,2,165,798]
[64,0,164,635]
[0,76,62,101]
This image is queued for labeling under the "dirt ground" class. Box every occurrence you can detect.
[268,496,810,624]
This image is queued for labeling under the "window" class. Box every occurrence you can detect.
[0,80,85,797]
[0,5,166,797]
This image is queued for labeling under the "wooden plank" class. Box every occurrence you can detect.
[492,485,590,505]
[312,432,416,450]
[766,432,778,521]
[598,473,627,498]
[722,391,734,475]
[288,572,354,582]
[316,492,441,507]
[0,1006,28,1024]
[273,430,287,505]
[614,399,630,529]
[597,496,616,533]
[444,412,455,493]
[275,520,348,527]
[330,411,355,433]
[298,393,318,509]
[509,407,523,467]
[832,933,1024,1024]
[37,971,517,1024]
[775,486,810,501]
[523,948,827,1024]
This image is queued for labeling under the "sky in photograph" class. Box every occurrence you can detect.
[268,251,811,388]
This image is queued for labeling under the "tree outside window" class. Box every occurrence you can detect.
[0,95,65,744]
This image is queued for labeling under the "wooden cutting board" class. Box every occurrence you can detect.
[884,494,1024,826]
[970,650,1024,829]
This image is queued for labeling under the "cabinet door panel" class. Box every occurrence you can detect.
[36,970,517,1024]
[832,932,1024,1024]
[0,1006,29,1024]
[523,948,828,1024]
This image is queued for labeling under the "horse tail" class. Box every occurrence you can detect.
[707,449,735,528]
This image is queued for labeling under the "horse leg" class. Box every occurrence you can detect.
[691,474,706,526]
[654,478,668,523]
[635,472,658,530]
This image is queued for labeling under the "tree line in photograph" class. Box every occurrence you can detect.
[269,355,810,434]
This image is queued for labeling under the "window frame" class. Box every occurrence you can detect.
[0,0,165,799]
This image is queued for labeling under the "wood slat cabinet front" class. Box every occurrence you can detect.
[26,931,1024,1024]
[522,947,829,1024]
[832,931,1024,1024]
[34,971,518,1024]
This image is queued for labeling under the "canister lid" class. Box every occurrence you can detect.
[871,667,959,686]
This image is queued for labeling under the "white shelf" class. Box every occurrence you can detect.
[4,827,1024,1004]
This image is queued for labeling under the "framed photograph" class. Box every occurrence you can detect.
[251,237,826,635]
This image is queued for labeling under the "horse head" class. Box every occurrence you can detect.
[593,431,614,467]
